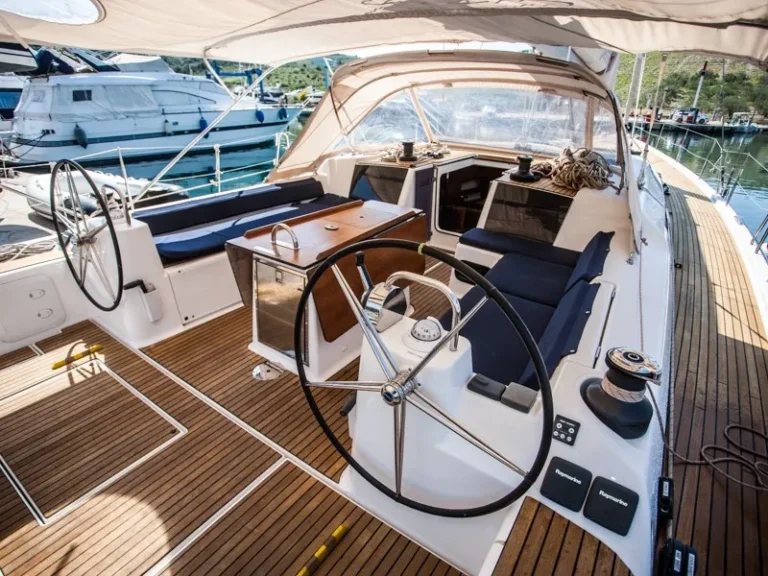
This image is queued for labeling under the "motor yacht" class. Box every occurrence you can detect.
[0,3,766,576]
[6,54,301,166]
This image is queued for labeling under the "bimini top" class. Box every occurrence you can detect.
[269,50,621,179]
[0,0,766,68]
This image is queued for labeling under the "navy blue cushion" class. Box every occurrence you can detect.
[485,252,573,307]
[564,231,614,292]
[155,194,350,262]
[518,280,600,389]
[441,286,555,386]
[460,228,580,267]
[135,178,325,236]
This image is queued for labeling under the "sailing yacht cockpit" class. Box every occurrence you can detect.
[0,3,765,575]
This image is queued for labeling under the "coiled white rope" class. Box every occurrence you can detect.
[0,239,58,264]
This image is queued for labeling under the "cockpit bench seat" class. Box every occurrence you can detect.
[484,231,614,307]
[134,178,352,262]
[446,280,599,394]
[442,230,612,403]
[459,228,581,267]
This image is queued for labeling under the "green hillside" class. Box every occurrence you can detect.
[163,56,353,92]
[614,52,768,117]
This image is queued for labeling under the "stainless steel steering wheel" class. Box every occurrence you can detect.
[294,239,554,517]
[50,159,124,312]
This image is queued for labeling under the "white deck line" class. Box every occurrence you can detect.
[0,359,188,526]
[142,457,288,576]
[93,319,462,573]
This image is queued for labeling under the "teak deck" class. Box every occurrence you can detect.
[0,260,456,576]
[2,163,767,575]
[658,167,768,575]
[492,498,629,575]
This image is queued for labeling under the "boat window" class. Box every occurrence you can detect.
[73,89,92,102]
[417,85,589,157]
[593,103,618,163]
[485,183,572,244]
[104,86,159,114]
[349,165,407,203]
[0,90,21,118]
[344,92,427,148]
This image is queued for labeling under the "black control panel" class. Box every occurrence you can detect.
[553,414,580,446]
[539,460,640,537]
[540,457,592,511]
[583,476,639,536]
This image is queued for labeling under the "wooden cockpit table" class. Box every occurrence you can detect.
[226,200,427,381]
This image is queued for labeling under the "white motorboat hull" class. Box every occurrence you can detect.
[10,107,300,165]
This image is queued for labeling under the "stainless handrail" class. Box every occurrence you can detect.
[632,125,768,259]
[270,222,299,251]
[100,184,131,225]
[385,271,462,351]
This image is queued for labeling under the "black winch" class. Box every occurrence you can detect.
[581,347,661,439]
[399,141,417,162]
[508,155,538,182]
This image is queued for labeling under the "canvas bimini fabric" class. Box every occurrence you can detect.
[0,1,766,68]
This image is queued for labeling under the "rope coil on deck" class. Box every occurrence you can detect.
[647,384,768,492]
[532,147,611,191]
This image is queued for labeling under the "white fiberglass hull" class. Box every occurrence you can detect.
[9,107,300,165]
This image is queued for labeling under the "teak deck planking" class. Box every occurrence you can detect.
[653,155,768,576]
[488,162,768,575]
[491,498,629,575]
[3,165,764,576]
[0,260,456,575]
[144,258,453,483]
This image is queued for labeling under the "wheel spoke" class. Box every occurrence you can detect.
[82,220,109,240]
[54,207,79,234]
[330,264,399,380]
[80,249,89,286]
[406,295,488,386]
[86,244,117,302]
[393,401,406,497]
[408,390,527,477]
[305,381,383,392]
[65,164,90,235]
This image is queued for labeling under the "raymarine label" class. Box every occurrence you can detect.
[555,468,582,485]
[599,489,628,507]
[540,457,592,512]
[584,477,639,536]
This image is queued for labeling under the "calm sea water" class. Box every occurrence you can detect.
[93,117,309,202]
[104,117,768,237]
[642,129,768,235]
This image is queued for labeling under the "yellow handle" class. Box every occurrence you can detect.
[296,524,349,576]
[52,344,103,370]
